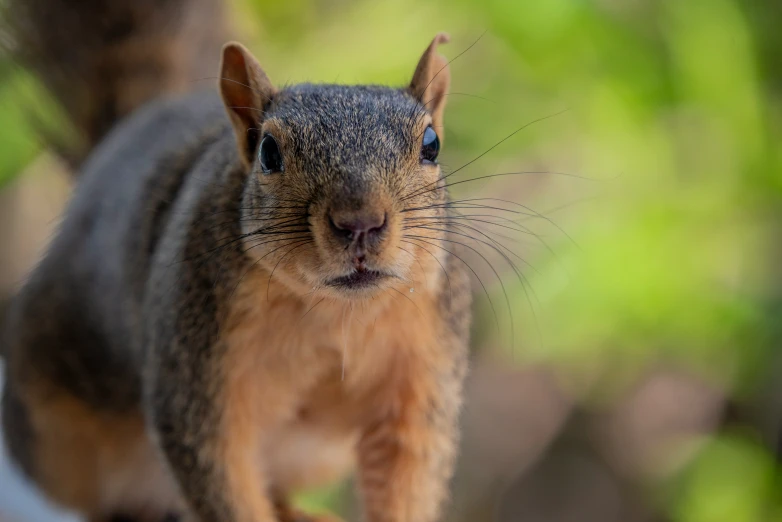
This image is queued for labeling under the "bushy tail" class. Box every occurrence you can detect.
[5,0,229,166]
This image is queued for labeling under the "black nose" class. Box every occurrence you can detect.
[329,210,387,243]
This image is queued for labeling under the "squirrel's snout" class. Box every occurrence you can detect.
[329,209,386,240]
[328,208,388,251]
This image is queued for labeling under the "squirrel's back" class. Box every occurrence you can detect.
[4,91,232,411]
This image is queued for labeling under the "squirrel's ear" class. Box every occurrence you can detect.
[219,42,277,168]
[409,33,451,137]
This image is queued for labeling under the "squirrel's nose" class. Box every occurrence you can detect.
[329,209,387,243]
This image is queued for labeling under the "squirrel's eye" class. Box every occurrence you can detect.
[259,135,283,174]
[421,126,440,163]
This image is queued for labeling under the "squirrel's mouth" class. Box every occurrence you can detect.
[327,269,388,289]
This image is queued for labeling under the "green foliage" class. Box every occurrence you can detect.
[0,62,71,188]
[673,435,782,522]
[490,0,780,395]
[0,69,44,187]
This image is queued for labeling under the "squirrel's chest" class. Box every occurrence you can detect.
[226,276,441,392]
[263,378,363,492]
[223,273,443,490]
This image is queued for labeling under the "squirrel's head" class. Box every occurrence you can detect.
[219,35,452,300]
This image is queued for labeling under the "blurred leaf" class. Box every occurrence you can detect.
[673,435,782,522]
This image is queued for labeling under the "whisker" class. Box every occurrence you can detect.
[389,286,422,315]
[401,107,569,202]
[399,239,453,303]
[407,224,540,350]
[404,191,580,250]
[267,241,314,301]
[405,232,514,350]
[407,220,540,278]
[396,245,428,289]
[298,297,326,325]
[403,168,592,204]
[228,238,313,304]
[403,235,500,334]
[404,214,535,237]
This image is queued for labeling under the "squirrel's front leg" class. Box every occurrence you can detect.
[357,346,467,522]
[146,336,284,522]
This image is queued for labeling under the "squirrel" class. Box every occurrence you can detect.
[1,1,472,521]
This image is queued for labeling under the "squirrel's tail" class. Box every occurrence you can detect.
[5,0,229,167]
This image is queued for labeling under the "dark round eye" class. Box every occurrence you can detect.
[421,126,440,163]
[259,134,283,174]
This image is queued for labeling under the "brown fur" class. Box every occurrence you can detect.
[18,381,183,520]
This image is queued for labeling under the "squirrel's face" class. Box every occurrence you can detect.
[220,36,452,300]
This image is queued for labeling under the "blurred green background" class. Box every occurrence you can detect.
[2,0,782,521]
